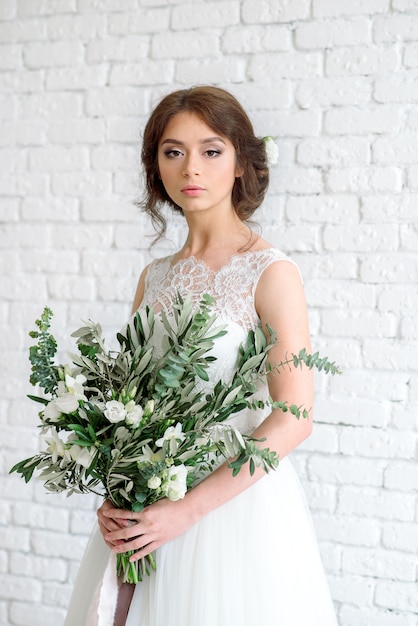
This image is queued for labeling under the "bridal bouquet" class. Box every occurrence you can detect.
[10,294,340,583]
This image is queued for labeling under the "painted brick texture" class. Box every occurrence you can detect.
[1,2,417,625]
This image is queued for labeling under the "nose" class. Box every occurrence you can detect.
[182,152,200,177]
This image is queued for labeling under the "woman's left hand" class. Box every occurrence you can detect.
[102,496,198,562]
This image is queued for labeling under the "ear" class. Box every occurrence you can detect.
[235,165,244,178]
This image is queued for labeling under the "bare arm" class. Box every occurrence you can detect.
[100,261,314,556]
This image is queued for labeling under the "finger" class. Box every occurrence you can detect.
[103,508,140,521]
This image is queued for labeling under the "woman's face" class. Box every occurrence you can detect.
[157,112,242,218]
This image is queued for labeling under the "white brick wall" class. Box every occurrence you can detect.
[1,1,417,625]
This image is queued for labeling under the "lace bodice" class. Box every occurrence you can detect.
[142,248,296,332]
[137,248,298,435]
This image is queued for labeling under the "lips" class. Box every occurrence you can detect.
[181,185,205,196]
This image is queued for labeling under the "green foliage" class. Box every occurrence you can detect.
[28,307,59,394]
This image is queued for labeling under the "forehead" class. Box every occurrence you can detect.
[160,111,229,144]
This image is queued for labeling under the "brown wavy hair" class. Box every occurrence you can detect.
[138,86,270,239]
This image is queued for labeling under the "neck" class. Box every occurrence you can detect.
[180,211,254,258]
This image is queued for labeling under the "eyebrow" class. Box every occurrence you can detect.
[160,136,226,146]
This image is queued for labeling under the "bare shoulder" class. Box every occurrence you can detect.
[255,258,308,337]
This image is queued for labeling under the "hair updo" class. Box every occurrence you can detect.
[138,85,270,239]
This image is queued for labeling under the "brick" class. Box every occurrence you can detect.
[0,68,43,93]
[20,92,82,118]
[393,0,418,7]
[0,148,27,173]
[50,224,113,249]
[0,224,50,248]
[324,106,400,135]
[342,546,417,581]
[384,460,418,491]
[229,82,292,110]
[18,0,76,15]
[86,35,149,64]
[296,77,372,108]
[248,52,322,80]
[324,224,398,253]
[286,195,359,223]
[315,514,381,546]
[91,145,137,171]
[328,574,375,606]
[20,249,80,274]
[331,369,408,402]
[110,61,175,86]
[46,65,108,91]
[81,197,138,223]
[82,250,145,276]
[152,31,221,59]
[69,509,97,534]
[31,529,88,559]
[306,279,375,309]
[375,581,418,613]
[326,166,402,193]
[48,118,105,144]
[10,601,66,626]
[340,426,415,459]
[98,275,137,301]
[361,194,418,222]
[373,136,418,164]
[107,8,170,34]
[378,285,418,315]
[303,481,337,512]
[0,0,15,19]
[0,93,17,119]
[360,253,418,283]
[313,0,390,17]
[0,119,46,146]
[252,109,321,138]
[0,18,46,42]
[338,486,415,521]
[373,15,418,42]
[47,13,106,39]
[340,605,417,626]
[29,146,89,172]
[308,455,386,486]
[23,41,84,69]
[270,167,323,194]
[243,0,310,23]
[404,42,418,67]
[51,171,112,197]
[382,522,418,552]
[374,75,418,103]
[296,19,371,49]
[176,56,246,84]
[222,25,291,54]
[326,46,400,76]
[298,423,339,453]
[297,137,370,166]
[10,553,67,581]
[0,43,21,70]
[85,87,149,117]
[78,0,136,11]
[172,2,239,29]
[0,574,42,601]
[408,165,418,189]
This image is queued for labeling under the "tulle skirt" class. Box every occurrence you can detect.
[65,458,338,626]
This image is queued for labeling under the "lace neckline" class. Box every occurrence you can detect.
[168,247,276,275]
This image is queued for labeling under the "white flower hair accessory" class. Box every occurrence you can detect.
[263,136,279,165]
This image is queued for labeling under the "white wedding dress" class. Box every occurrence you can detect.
[64,248,338,626]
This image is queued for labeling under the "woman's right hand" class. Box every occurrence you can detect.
[97,500,130,549]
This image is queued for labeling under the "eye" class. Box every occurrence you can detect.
[204,149,221,158]
[163,149,183,158]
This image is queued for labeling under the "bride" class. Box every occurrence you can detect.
[65,85,338,626]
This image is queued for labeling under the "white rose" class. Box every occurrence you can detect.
[55,392,79,414]
[156,423,185,455]
[65,373,87,400]
[166,464,188,501]
[43,399,62,422]
[147,475,162,490]
[126,404,144,428]
[70,444,96,468]
[264,136,279,165]
[104,400,127,423]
